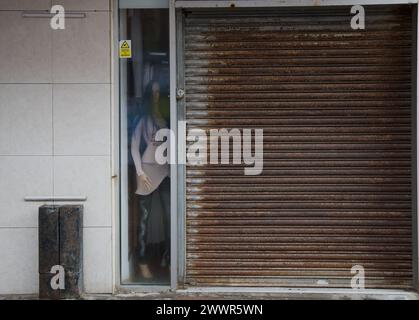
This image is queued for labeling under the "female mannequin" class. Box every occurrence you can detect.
[131,80,170,279]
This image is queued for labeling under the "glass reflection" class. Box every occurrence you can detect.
[121,8,170,284]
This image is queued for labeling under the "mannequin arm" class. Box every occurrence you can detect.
[131,118,145,177]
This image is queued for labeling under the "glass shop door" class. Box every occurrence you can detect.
[119,0,171,285]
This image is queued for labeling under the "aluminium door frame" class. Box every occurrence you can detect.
[171,0,419,292]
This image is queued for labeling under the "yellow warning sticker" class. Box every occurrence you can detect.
[119,40,132,58]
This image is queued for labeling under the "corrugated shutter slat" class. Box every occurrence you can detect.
[183,5,414,289]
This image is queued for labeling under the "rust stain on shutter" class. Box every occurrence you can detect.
[183,5,414,288]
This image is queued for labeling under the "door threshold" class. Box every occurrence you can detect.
[114,285,419,299]
[176,287,419,300]
[116,285,171,295]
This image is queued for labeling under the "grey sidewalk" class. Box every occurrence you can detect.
[2,291,419,300]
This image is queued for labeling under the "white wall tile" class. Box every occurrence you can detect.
[52,12,110,83]
[0,0,51,10]
[0,228,38,294]
[0,85,52,155]
[0,12,52,83]
[53,84,111,156]
[52,0,110,11]
[83,227,113,293]
[53,156,112,227]
[0,156,53,227]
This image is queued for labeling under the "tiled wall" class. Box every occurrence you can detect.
[0,0,113,294]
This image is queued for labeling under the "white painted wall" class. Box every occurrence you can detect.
[0,0,113,294]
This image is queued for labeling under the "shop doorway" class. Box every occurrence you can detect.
[119,5,170,285]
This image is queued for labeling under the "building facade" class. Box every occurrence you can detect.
[0,0,418,296]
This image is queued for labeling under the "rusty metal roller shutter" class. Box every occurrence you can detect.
[183,5,414,289]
